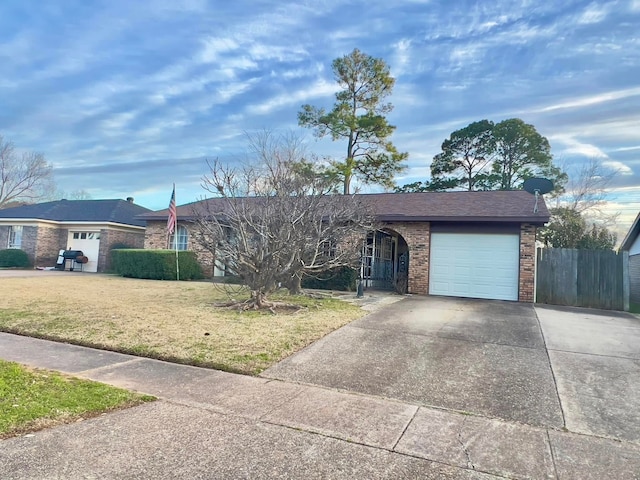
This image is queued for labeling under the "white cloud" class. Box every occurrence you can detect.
[246,79,336,115]
[548,137,632,175]
[199,37,240,63]
[612,146,640,152]
[100,111,139,134]
[551,135,609,158]
[578,2,611,24]
[391,39,412,77]
[603,159,634,174]
[533,87,640,113]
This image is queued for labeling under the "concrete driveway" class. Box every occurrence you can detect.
[263,295,640,442]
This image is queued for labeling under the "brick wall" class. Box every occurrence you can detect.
[99,228,146,272]
[519,223,537,302]
[145,221,215,277]
[0,226,7,249]
[34,225,67,267]
[382,222,431,295]
[0,225,40,265]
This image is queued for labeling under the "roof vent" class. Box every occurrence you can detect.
[126,197,134,203]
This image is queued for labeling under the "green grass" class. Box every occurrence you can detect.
[0,360,155,439]
[0,276,366,375]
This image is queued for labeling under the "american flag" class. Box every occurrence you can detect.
[167,185,177,235]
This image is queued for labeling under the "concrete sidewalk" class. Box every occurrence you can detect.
[1,332,639,479]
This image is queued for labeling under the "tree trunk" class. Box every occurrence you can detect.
[252,290,267,309]
[286,274,302,295]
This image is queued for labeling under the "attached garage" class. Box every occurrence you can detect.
[429,232,520,301]
[67,231,101,272]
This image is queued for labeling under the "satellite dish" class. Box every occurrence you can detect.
[523,177,553,195]
[523,178,553,213]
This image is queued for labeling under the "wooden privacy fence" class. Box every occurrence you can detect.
[536,248,629,311]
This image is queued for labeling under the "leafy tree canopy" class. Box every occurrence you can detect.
[299,48,408,194]
[539,207,616,250]
[430,119,495,191]
[491,118,566,192]
[397,118,566,194]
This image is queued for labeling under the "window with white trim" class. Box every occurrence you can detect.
[169,225,188,251]
[8,226,23,249]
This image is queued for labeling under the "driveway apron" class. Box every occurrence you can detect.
[263,295,565,428]
[536,304,640,443]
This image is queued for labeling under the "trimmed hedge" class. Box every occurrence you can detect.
[301,266,358,291]
[0,249,30,268]
[111,249,203,280]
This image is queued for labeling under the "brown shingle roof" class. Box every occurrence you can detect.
[364,191,549,223]
[138,190,550,225]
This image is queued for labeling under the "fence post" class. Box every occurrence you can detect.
[623,250,630,312]
[534,246,539,303]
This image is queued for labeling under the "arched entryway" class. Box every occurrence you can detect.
[361,229,409,293]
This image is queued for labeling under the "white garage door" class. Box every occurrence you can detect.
[67,231,100,272]
[429,233,520,301]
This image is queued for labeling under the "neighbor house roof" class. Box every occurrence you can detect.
[0,199,152,227]
[620,210,640,251]
[139,190,550,225]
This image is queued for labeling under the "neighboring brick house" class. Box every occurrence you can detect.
[140,191,549,302]
[0,198,151,272]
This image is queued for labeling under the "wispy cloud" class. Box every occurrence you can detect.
[0,0,638,215]
[577,2,612,24]
[533,87,640,113]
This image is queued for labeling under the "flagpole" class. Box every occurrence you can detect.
[174,184,179,282]
[175,229,180,282]
[167,183,179,281]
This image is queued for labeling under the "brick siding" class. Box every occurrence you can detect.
[518,223,537,302]
[34,225,67,267]
[144,221,215,277]
[382,222,431,295]
[99,228,146,272]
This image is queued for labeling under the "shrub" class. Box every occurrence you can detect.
[106,243,133,272]
[111,249,203,280]
[0,249,30,268]
[301,266,358,291]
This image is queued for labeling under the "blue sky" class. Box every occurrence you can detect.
[1,0,639,233]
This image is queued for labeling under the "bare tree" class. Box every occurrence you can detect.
[552,157,619,227]
[55,189,93,200]
[191,132,375,310]
[0,134,55,208]
[540,157,620,248]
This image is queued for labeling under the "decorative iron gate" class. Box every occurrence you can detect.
[362,231,395,290]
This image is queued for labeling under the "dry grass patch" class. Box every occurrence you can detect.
[0,275,365,375]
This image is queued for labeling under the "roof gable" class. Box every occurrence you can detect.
[0,199,152,227]
[620,210,640,252]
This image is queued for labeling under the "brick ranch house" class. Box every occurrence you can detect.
[140,191,549,302]
[0,198,151,272]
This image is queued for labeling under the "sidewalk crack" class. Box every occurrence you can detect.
[76,357,146,376]
[457,416,475,470]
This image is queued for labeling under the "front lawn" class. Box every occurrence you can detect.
[0,359,154,439]
[0,275,365,375]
